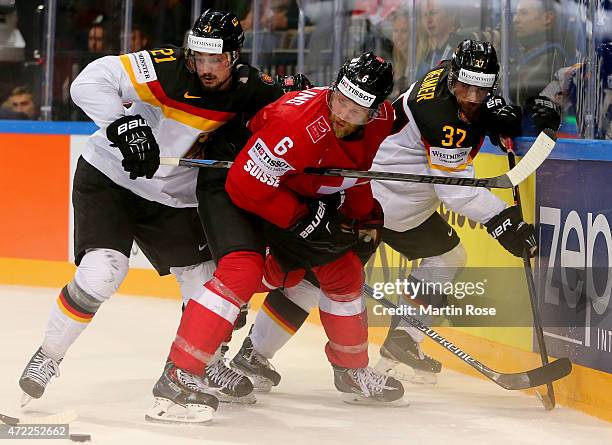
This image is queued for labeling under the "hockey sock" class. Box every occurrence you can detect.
[170,251,263,375]
[316,253,369,369]
[42,283,102,362]
[251,289,310,359]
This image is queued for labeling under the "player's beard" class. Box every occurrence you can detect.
[329,114,362,138]
[199,73,232,92]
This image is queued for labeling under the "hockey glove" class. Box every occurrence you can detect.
[481,95,523,151]
[525,95,561,133]
[276,73,313,93]
[107,115,160,180]
[485,206,537,258]
[290,193,357,253]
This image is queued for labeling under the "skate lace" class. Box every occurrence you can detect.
[350,367,390,397]
[176,368,207,393]
[206,359,244,391]
[26,353,60,386]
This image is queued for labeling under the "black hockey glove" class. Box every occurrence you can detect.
[276,73,313,93]
[106,114,160,180]
[481,95,523,151]
[525,95,561,133]
[290,193,357,253]
[485,206,537,258]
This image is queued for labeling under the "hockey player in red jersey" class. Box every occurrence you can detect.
[223,53,405,404]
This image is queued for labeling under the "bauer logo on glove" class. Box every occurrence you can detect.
[106,114,160,180]
[485,206,537,257]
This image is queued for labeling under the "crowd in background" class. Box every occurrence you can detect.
[0,0,611,139]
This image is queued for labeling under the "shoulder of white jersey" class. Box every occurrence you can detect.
[119,50,160,84]
[390,82,419,136]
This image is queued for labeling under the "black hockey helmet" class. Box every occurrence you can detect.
[332,52,394,110]
[332,52,393,109]
[448,39,499,101]
[185,9,244,72]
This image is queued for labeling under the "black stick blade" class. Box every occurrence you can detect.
[496,358,572,390]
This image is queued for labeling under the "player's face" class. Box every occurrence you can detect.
[328,90,372,138]
[453,81,490,121]
[194,52,233,91]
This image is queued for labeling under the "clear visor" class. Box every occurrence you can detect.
[450,80,491,104]
[192,51,232,70]
[327,89,379,125]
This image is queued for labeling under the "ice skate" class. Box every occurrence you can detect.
[202,346,255,404]
[230,336,281,392]
[145,362,219,424]
[375,329,441,385]
[333,365,406,406]
[19,347,61,407]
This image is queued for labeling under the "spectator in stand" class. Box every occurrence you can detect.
[130,23,152,52]
[390,9,429,99]
[265,0,299,31]
[510,0,566,106]
[87,15,107,55]
[414,0,500,80]
[415,0,461,78]
[2,85,38,119]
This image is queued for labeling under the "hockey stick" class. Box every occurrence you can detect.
[160,129,556,189]
[0,410,78,426]
[363,284,572,390]
[503,136,556,410]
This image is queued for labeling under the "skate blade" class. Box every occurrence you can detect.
[229,365,274,393]
[216,391,257,405]
[411,369,438,385]
[375,357,438,385]
[250,376,274,393]
[341,393,410,407]
[145,397,214,424]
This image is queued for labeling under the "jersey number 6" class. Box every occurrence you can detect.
[274,137,294,155]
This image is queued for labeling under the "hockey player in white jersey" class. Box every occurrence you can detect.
[18,9,291,417]
[230,39,561,389]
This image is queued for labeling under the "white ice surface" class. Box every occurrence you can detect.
[1,285,611,445]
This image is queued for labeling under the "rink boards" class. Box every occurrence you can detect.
[0,121,610,422]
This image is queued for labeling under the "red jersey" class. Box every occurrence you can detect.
[226,87,394,229]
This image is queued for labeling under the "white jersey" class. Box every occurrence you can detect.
[371,65,507,233]
[70,46,283,208]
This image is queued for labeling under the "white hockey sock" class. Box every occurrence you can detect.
[251,308,294,359]
[41,283,102,362]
